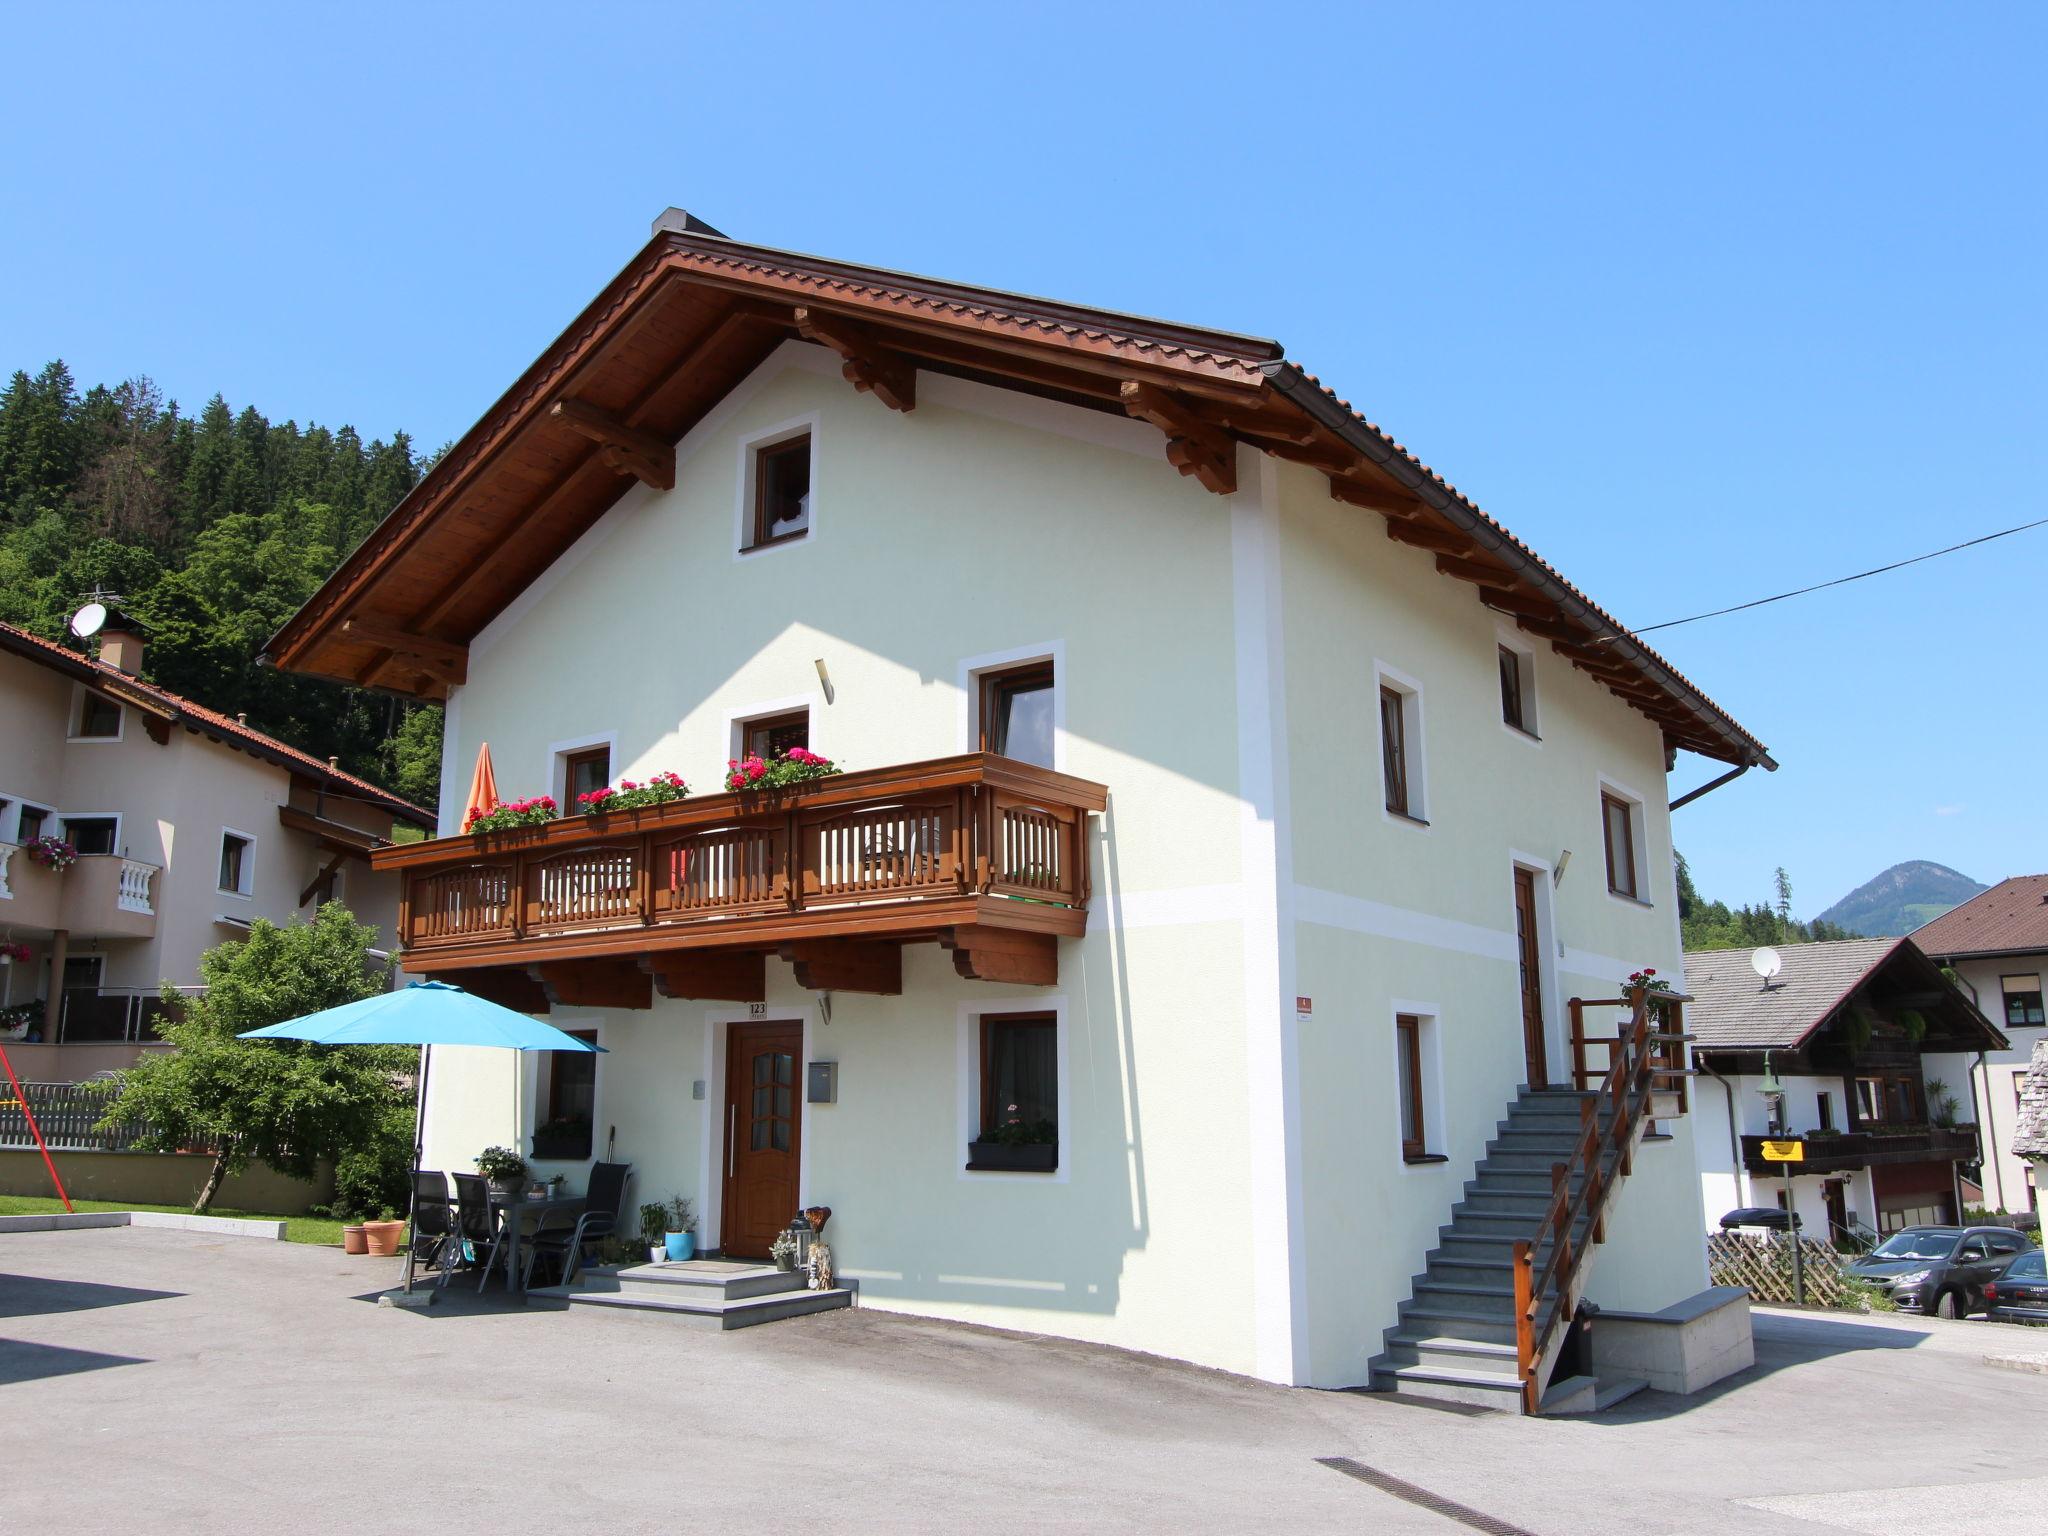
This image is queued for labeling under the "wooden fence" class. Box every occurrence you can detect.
[1706,1231,1857,1307]
[0,1082,155,1152]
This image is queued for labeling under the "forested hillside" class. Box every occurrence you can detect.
[0,361,442,809]
[1814,860,1987,938]
[1678,854,1860,952]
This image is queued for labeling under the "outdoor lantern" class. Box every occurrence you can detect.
[1757,1052,1786,1133]
[787,1213,813,1275]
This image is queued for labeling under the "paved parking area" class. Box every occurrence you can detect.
[3,1228,2043,1534]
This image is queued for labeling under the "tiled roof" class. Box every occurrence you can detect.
[1910,875,2048,960]
[0,620,433,826]
[1683,938,1906,1050]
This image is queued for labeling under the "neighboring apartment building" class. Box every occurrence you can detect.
[1688,938,2006,1240]
[1913,876,2048,1218]
[0,613,433,1079]
[265,212,1775,1407]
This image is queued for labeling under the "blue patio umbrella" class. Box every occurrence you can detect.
[242,979,604,1294]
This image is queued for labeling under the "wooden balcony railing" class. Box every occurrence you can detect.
[1739,1124,1979,1174]
[374,753,1107,971]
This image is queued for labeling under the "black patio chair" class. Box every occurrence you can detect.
[520,1160,632,1288]
[409,1169,456,1275]
[450,1171,510,1291]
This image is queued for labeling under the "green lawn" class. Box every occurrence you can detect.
[0,1194,345,1246]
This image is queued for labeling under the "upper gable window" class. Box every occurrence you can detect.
[981,662,1055,769]
[1498,644,1537,738]
[74,691,122,740]
[746,433,812,551]
[2001,975,2044,1028]
[1601,791,1641,900]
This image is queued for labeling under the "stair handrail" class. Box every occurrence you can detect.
[1511,983,1692,1412]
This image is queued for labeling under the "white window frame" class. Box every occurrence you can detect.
[723,693,823,765]
[1596,774,1651,906]
[958,640,1066,773]
[68,684,125,743]
[2,793,55,846]
[1496,628,1541,744]
[217,826,256,898]
[1392,1000,1447,1167]
[59,811,123,859]
[733,411,821,562]
[1374,660,1430,829]
[958,993,1069,1183]
[548,731,619,812]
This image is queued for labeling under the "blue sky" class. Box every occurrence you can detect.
[4,5,2042,916]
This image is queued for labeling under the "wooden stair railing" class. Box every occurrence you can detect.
[1510,984,1694,1413]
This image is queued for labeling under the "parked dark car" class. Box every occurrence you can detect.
[1984,1248,2048,1326]
[1843,1226,2036,1318]
[1719,1206,1802,1231]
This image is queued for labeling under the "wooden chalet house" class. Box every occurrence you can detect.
[1687,938,2008,1240]
[268,210,1774,1409]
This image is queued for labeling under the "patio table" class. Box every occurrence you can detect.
[486,1190,587,1294]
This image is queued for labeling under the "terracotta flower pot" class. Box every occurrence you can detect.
[361,1219,406,1257]
[342,1224,368,1255]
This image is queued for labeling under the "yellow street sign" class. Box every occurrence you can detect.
[1760,1140,1804,1163]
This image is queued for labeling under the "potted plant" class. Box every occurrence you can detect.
[361,1205,407,1257]
[639,1202,668,1263]
[463,795,559,835]
[662,1195,696,1262]
[769,1228,800,1272]
[723,746,841,794]
[24,835,78,872]
[476,1145,528,1195]
[333,1198,368,1255]
[968,1108,1058,1172]
[576,770,689,817]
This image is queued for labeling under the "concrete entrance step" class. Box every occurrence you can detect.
[546,1285,854,1330]
[607,1260,806,1302]
[531,1258,852,1329]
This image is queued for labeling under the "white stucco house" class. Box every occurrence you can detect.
[0,612,433,1081]
[1913,877,2048,1220]
[267,210,1774,1409]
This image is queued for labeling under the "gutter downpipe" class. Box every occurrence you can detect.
[1972,1048,2003,1213]
[1695,1055,1749,1208]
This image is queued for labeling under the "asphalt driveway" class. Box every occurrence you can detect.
[2,1228,2042,1534]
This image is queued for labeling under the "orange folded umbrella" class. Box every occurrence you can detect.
[464,742,499,822]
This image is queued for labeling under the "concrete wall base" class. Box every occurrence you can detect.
[0,1210,285,1239]
[1589,1284,1753,1395]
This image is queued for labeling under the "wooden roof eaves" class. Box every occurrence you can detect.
[1262,362,1777,772]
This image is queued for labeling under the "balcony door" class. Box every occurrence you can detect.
[721,1020,803,1259]
[1513,868,1548,1089]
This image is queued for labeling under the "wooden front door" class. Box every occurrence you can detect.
[1822,1178,1847,1244]
[721,1020,803,1259]
[1513,869,1548,1089]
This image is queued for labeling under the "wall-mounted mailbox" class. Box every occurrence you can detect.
[807,1060,838,1104]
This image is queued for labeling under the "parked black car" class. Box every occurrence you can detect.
[1984,1248,2048,1326]
[1843,1226,2036,1318]
[1719,1206,1802,1231]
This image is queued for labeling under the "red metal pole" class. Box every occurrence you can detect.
[0,1040,72,1211]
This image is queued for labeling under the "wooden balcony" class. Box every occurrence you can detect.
[371,753,1106,1009]
[1740,1125,1980,1176]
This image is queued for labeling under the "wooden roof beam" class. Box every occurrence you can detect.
[549,398,676,491]
[794,306,917,412]
[1120,380,1236,495]
[1330,475,1426,518]
[1475,586,1557,620]
[340,619,467,685]
[1384,517,1473,556]
[1436,553,1524,587]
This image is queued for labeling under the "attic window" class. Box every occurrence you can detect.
[747,434,811,550]
[75,692,122,740]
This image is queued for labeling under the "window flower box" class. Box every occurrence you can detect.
[24,836,78,872]
[966,1138,1058,1173]
[724,747,841,794]
[465,796,558,835]
[576,770,688,817]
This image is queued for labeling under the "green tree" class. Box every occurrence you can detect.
[385,703,444,811]
[93,904,408,1213]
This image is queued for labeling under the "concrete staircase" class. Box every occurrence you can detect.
[1369,1087,1642,1412]
[530,1258,854,1329]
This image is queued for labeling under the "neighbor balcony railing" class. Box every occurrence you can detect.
[1739,1124,1979,1174]
[374,753,1107,964]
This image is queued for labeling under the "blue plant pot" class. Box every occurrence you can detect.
[664,1231,695,1262]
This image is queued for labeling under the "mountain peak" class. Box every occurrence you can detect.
[1815,861,1988,938]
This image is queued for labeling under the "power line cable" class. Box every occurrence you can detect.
[1623,514,2048,637]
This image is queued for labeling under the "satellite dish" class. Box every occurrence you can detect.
[69,601,108,639]
[1751,946,1783,986]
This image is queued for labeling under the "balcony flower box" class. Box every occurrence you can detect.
[465,796,559,835]
[724,748,840,794]
[576,771,688,817]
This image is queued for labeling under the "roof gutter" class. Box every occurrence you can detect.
[1263,362,1777,772]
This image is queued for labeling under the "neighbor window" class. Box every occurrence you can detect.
[1855,1076,1885,1123]
[2001,975,2044,1028]
[1601,792,1639,899]
[218,831,253,895]
[562,746,610,808]
[980,660,1055,769]
[1380,682,1422,820]
[64,817,117,856]
[1397,1014,1427,1159]
[15,801,50,843]
[976,1011,1057,1164]
[1892,1078,1923,1124]
[1816,1091,1835,1132]
[75,692,122,739]
[1498,646,1535,736]
[747,433,811,550]
[743,710,809,762]
[538,1029,598,1160]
